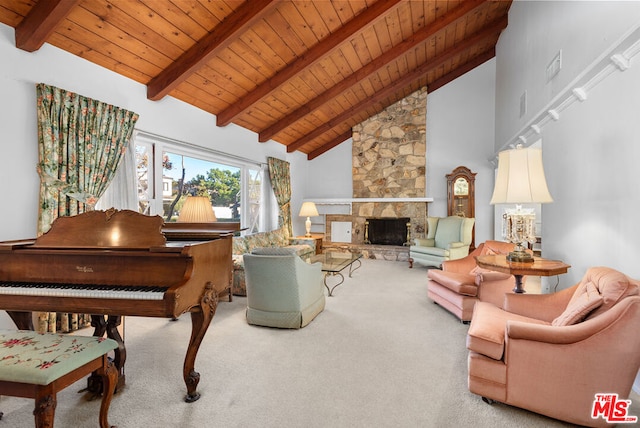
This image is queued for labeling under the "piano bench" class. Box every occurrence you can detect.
[0,330,118,428]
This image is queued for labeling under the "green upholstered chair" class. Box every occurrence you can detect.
[243,248,325,329]
[409,216,475,268]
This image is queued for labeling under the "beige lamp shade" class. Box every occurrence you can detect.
[178,196,217,222]
[299,202,319,217]
[490,145,553,204]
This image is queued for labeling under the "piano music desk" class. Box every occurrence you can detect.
[162,221,241,241]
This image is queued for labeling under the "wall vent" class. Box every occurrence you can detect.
[546,50,562,82]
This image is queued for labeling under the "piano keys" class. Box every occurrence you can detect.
[0,282,167,300]
[0,209,236,403]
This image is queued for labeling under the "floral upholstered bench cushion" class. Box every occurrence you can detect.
[0,330,118,385]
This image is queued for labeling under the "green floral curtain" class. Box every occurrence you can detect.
[35,83,139,333]
[267,157,292,238]
[36,83,139,234]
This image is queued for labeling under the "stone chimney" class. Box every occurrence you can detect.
[326,87,429,247]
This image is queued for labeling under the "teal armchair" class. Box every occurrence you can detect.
[243,250,325,329]
[409,216,475,268]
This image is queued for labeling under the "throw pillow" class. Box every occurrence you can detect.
[251,247,297,256]
[552,282,604,326]
[413,238,432,246]
[469,266,511,285]
[579,267,639,319]
[478,244,498,256]
[470,266,497,275]
[269,228,289,246]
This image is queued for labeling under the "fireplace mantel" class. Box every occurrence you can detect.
[304,198,433,204]
[304,198,431,241]
[305,198,432,216]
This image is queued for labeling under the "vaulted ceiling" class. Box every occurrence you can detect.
[0,0,511,159]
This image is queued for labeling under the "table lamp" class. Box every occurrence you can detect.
[490,144,553,262]
[178,196,217,222]
[299,202,319,237]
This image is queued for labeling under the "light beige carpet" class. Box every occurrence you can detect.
[0,259,637,427]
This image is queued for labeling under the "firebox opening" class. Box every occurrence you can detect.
[365,217,410,246]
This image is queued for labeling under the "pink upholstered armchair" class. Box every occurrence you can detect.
[466,267,640,427]
[427,240,518,322]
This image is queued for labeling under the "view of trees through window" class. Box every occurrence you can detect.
[133,132,265,233]
[162,151,241,222]
[135,143,152,215]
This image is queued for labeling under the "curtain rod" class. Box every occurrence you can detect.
[134,129,267,168]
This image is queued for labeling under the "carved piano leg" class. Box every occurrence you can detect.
[106,315,126,390]
[86,315,107,395]
[91,314,107,337]
[87,315,126,394]
[183,282,218,403]
[6,310,34,330]
[98,358,118,428]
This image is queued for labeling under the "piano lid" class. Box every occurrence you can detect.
[33,209,166,249]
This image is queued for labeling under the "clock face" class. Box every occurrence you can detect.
[454,177,468,196]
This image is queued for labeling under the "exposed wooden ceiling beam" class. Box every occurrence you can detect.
[427,48,496,93]
[215,0,403,127]
[307,130,353,160]
[286,16,508,153]
[259,0,488,143]
[305,50,495,161]
[14,0,80,52]
[147,0,277,101]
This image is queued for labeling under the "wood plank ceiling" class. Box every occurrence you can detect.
[0,0,512,159]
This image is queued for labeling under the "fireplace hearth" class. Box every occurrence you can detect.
[365,217,410,246]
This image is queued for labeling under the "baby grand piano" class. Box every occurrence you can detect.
[0,209,234,403]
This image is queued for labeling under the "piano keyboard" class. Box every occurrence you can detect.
[0,282,168,300]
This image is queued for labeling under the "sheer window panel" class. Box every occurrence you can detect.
[95,143,139,211]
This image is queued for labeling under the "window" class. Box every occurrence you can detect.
[135,142,153,215]
[245,166,263,234]
[132,131,268,232]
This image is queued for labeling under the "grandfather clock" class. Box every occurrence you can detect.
[446,166,476,250]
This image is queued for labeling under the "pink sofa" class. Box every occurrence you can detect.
[466,266,640,427]
[427,240,518,322]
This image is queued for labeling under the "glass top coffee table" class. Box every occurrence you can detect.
[308,251,363,296]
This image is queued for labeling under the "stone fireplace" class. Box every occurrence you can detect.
[324,87,428,261]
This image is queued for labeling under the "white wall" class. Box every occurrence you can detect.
[495,1,640,287]
[495,0,640,148]
[306,139,354,200]
[543,61,640,282]
[292,138,353,236]
[425,59,497,244]
[0,22,304,242]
